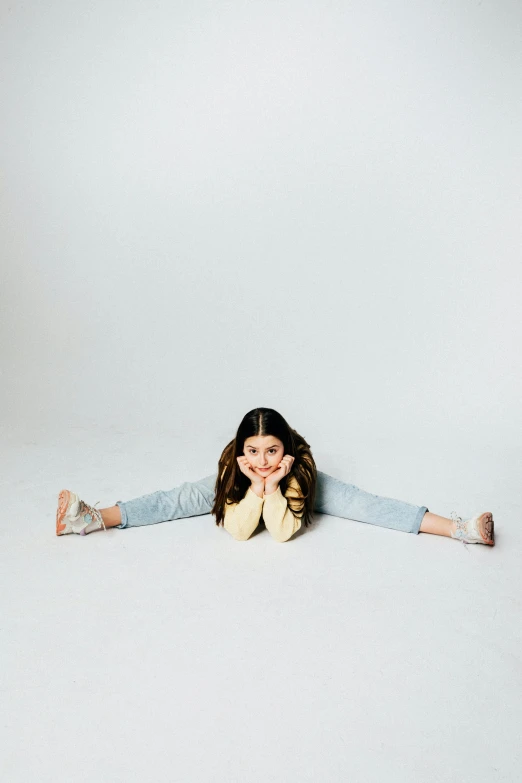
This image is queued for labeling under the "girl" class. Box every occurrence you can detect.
[55,407,495,546]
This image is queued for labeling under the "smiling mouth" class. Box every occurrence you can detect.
[258,467,271,471]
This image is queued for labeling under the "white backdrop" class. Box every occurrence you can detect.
[2,5,522,781]
[1,0,521,506]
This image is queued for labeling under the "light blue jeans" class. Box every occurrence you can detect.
[115,471,429,535]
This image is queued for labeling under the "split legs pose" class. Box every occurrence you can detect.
[58,470,494,545]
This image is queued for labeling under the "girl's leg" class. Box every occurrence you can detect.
[419,512,454,537]
[314,470,429,535]
[103,473,218,530]
[420,510,494,543]
[100,506,122,528]
[99,498,453,535]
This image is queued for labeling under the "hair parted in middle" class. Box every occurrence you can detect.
[211,407,317,529]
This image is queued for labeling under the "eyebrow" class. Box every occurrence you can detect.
[246,445,279,449]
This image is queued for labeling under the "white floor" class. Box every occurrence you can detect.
[2,426,521,783]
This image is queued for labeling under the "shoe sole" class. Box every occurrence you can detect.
[478,512,495,546]
[56,489,72,535]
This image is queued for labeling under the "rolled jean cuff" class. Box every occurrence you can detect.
[413,505,429,534]
[115,501,128,529]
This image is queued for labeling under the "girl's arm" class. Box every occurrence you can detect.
[262,477,304,542]
[223,487,264,541]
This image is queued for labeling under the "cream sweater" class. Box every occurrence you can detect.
[223,474,304,543]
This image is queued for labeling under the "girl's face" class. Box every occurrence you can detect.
[243,435,285,479]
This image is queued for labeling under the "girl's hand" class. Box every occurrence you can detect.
[264,455,295,493]
[236,456,265,489]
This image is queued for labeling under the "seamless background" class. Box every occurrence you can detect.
[1,2,521,781]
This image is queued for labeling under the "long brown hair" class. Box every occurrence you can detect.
[211,408,317,529]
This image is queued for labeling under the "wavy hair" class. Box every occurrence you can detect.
[211,408,317,529]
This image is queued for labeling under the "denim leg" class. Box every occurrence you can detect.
[314,470,429,534]
[115,473,218,529]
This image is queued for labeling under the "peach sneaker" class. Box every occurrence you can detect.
[56,490,107,536]
[450,511,495,547]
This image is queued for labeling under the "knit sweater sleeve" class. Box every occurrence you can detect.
[223,487,264,541]
[262,476,304,542]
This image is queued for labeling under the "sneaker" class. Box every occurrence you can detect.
[56,490,107,536]
[450,511,495,547]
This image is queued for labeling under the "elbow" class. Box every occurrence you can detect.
[270,519,302,542]
[272,532,293,543]
[233,532,251,542]
[226,526,251,542]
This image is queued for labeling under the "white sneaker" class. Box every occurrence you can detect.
[450,511,495,547]
[56,489,107,536]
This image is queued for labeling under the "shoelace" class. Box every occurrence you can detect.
[78,499,107,533]
[450,511,470,549]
